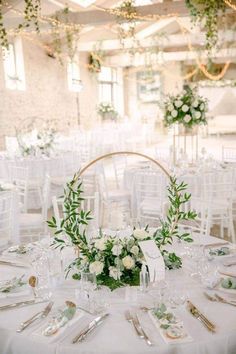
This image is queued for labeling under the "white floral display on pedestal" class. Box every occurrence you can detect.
[163,86,208,130]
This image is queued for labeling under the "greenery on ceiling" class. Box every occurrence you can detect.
[49,7,80,65]
[0,0,41,49]
[185,0,227,54]
[115,0,137,45]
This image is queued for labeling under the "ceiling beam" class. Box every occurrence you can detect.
[55,1,190,25]
[135,18,176,39]
[104,47,236,66]
[76,30,236,51]
[2,0,22,14]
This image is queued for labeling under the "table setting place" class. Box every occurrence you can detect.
[0,234,236,354]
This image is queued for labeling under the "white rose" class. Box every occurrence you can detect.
[192,100,198,108]
[171,110,178,118]
[175,100,183,108]
[195,111,201,119]
[182,104,189,113]
[109,266,122,280]
[200,103,205,111]
[89,261,104,275]
[111,244,123,256]
[182,89,187,95]
[168,104,174,111]
[94,238,106,251]
[130,245,139,256]
[80,256,88,266]
[122,255,135,270]
[133,228,149,240]
[184,114,192,123]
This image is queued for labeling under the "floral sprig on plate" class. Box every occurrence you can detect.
[0,275,26,293]
[209,246,230,257]
[163,86,208,128]
[152,303,178,329]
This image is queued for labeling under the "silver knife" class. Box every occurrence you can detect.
[0,260,28,268]
[17,301,54,332]
[0,298,47,311]
[72,313,109,344]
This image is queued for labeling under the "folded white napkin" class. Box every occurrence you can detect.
[0,289,30,299]
[32,310,84,343]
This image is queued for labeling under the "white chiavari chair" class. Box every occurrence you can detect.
[112,154,128,190]
[133,170,168,228]
[222,146,236,163]
[0,191,12,247]
[52,192,100,232]
[19,174,51,239]
[10,165,29,212]
[97,167,131,227]
[191,170,235,242]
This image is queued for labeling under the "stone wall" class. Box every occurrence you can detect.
[0,38,99,148]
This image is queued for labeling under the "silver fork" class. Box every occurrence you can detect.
[214,293,236,307]
[204,292,236,307]
[125,310,143,339]
[133,313,153,346]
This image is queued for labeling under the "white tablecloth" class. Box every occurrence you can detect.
[0,236,236,354]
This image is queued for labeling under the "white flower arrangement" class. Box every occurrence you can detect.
[163,86,208,128]
[16,129,55,157]
[97,102,118,119]
[72,229,150,289]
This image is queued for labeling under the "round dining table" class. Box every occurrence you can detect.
[0,235,236,354]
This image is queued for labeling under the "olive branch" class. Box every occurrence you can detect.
[48,173,196,272]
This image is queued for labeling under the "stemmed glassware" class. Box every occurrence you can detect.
[80,272,97,312]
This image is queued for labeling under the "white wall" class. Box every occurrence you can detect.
[0,38,100,148]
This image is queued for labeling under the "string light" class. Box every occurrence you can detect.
[224,0,236,11]
[175,17,231,81]
[2,0,233,81]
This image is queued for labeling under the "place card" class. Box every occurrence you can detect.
[139,240,165,282]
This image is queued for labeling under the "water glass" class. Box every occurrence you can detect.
[31,253,52,300]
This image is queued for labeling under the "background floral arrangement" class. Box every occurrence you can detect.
[16,128,55,157]
[97,102,118,119]
[48,174,196,290]
[163,86,208,128]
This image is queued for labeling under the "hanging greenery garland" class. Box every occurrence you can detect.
[50,7,80,65]
[0,1,8,50]
[115,0,137,45]
[185,0,226,54]
[18,0,41,32]
[0,0,41,49]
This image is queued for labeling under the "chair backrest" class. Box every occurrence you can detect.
[192,171,235,216]
[63,152,81,179]
[10,165,29,212]
[222,146,236,163]
[133,170,168,226]
[0,191,12,246]
[112,155,127,189]
[52,192,100,231]
[42,174,51,221]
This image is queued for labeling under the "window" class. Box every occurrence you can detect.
[3,38,25,90]
[98,67,118,107]
[67,60,82,92]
